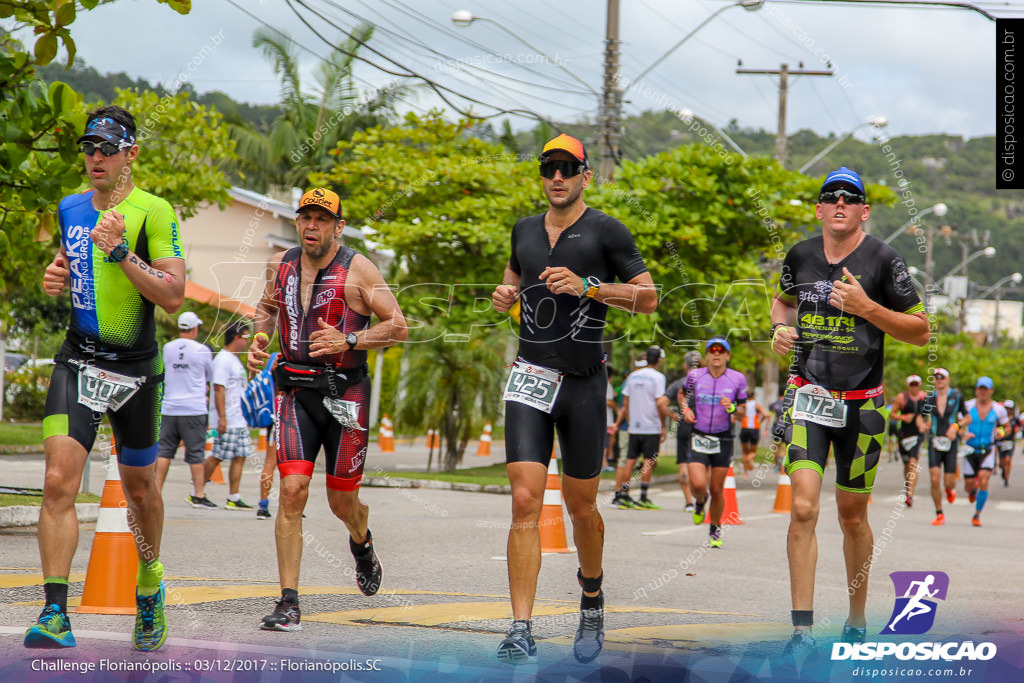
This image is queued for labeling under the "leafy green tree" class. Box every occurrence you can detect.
[229,26,405,193]
[317,112,542,466]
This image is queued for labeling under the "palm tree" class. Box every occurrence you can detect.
[230,26,406,193]
[396,332,507,473]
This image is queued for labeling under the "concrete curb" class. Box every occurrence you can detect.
[0,503,99,528]
[361,473,678,494]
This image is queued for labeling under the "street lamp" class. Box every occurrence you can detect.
[797,116,888,174]
[883,202,948,245]
[940,246,996,282]
[978,272,1023,343]
[451,10,599,96]
[624,0,765,95]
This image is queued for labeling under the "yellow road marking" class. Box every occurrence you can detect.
[0,573,85,588]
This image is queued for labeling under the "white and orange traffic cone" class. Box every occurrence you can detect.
[772,472,792,513]
[206,431,225,484]
[427,428,440,449]
[379,415,395,453]
[257,431,267,454]
[476,422,493,457]
[705,465,744,525]
[540,451,573,553]
[75,445,136,614]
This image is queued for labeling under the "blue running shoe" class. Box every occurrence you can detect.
[24,604,76,648]
[133,584,168,652]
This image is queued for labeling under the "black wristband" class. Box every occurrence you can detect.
[770,322,786,340]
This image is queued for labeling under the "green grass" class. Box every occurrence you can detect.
[0,422,44,446]
[0,492,100,507]
[373,455,680,487]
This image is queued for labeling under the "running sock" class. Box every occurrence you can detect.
[228,493,241,502]
[792,610,814,627]
[936,509,942,516]
[350,529,374,557]
[976,490,989,513]
[136,559,164,596]
[44,578,69,612]
[578,570,604,608]
[619,484,629,495]
[709,523,720,535]
[259,499,270,510]
[640,483,650,499]
[282,588,299,605]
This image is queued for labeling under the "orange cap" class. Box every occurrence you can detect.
[540,134,588,167]
[297,187,342,219]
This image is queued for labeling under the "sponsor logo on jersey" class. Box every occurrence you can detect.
[67,224,94,311]
[284,271,300,352]
[313,288,336,309]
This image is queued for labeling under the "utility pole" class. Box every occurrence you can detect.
[736,63,833,167]
[599,0,621,182]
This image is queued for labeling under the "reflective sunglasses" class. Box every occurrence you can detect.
[818,188,865,205]
[80,140,131,156]
[539,159,584,179]
[706,346,728,355]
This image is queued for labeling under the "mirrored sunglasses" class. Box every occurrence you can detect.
[819,189,865,205]
[80,140,131,156]
[707,346,728,354]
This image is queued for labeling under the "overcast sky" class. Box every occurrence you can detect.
[21,0,1003,144]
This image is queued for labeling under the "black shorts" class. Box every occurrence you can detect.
[676,421,693,464]
[783,388,887,494]
[996,439,1015,459]
[505,370,606,480]
[962,447,996,478]
[157,414,207,464]
[897,433,924,462]
[43,352,163,467]
[688,430,734,469]
[739,427,759,446]
[927,439,958,473]
[276,377,370,491]
[627,433,660,461]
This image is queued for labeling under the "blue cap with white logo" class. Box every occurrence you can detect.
[820,166,865,196]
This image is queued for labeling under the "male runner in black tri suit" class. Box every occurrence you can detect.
[491,134,657,664]
[891,374,928,507]
[771,167,929,655]
[923,367,966,525]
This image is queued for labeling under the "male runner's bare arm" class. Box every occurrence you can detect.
[248,252,284,373]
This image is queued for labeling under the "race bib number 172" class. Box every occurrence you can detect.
[792,384,847,428]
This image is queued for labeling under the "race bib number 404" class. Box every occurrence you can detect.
[791,384,847,428]
[503,361,563,414]
[75,363,144,413]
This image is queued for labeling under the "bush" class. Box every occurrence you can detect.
[4,365,53,421]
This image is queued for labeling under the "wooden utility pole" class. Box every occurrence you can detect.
[599,0,621,182]
[736,63,833,167]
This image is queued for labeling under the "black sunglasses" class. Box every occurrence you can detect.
[819,189,865,205]
[80,140,130,157]
[539,159,584,180]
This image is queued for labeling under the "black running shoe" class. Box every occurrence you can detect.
[261,599,301,631]
[256,507,271,519]
[573,593,604,663]
[496,621,536,664]
[351,530,382,596]
[841,624,866,643]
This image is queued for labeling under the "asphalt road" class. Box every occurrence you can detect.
[1,441,1023,682]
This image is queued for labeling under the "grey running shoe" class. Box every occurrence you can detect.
[782,630,816,657]
[496,621,536,664]
[573,596,604,663]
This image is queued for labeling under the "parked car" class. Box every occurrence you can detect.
[4,353,29,374]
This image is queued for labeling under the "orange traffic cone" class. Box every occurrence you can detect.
[379,414,395,453]
[206,431,225,484]
[427,428,440,449]
[540,451,573,553]
[75,446,136,614]
[476,422,493,456]
[705,465,744,525]
[772,472,792,513]
[257,431,267,454]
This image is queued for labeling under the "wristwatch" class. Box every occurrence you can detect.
[583,276,601,298]
[109,242,129,263]
[346,332,359,350]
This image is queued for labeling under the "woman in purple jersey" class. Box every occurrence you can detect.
[680,337,747,548]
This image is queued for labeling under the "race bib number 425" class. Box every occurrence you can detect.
[792,384,847,428]
[503,361,563,414]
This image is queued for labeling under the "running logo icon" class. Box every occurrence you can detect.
[880,571,949,635]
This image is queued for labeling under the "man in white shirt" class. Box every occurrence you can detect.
[615,346,667,509]
[204,321,253,510]
[156,312,214,507]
